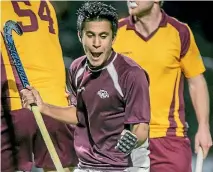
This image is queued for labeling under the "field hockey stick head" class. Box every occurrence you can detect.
[4,20,23,36]
[3,20,29,88]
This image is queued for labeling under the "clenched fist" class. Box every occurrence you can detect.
[20,85,44,112]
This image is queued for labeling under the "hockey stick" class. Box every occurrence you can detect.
[3,20,64,172]
[195,146,204,172]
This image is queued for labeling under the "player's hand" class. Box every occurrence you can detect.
[115,129,138,154]
[20,85,44,112]
[195,124,213,159]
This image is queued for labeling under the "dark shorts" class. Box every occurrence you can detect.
[149,136,192,172]
[1,107,78,172]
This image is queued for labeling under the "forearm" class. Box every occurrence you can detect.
[132,123,149,147]
[189,76,209,126]
[41,103,78,125]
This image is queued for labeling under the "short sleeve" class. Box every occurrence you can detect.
[123,68,150,124]
[180,25,206,78]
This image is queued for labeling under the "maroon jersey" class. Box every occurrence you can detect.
[69,51,150,171]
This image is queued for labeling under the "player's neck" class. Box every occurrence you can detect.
[134,6,162,38]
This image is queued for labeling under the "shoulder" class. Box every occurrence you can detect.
[167,15,191,42]
[166,15,193,57]
[114,53,149,83]
[69,55,86,74]
[114,53,143,70]
[167,15,190,33]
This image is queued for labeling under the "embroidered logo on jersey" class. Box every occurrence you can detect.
[97,89,109,99]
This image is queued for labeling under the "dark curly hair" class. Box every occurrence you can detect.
[77,1,118,39]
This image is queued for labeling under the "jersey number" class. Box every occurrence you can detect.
[11,0,55,34]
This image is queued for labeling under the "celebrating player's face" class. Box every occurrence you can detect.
[127,0,155,17]
[80,20,114,67]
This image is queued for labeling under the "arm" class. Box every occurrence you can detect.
[41,103,78,125]
[116,68,150,153]
[116,123,149,153]
[188,74,212,158]
[180,25,212,158]
[131,123,149,147]
[126,69,150,147]
[188,74,209,126]
[42,65,79,124]
[21,85,78,125]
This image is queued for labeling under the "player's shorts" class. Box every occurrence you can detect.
[73,139,150,172]
[149,136,192,172]
[1,104,78,172]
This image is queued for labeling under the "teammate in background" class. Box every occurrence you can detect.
[21,1,151,172]
[1,0,78,171]
[113,1,213,172]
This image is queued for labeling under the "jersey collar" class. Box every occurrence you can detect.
[126,9,168,30]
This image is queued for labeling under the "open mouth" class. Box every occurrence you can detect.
[91,52,103,58]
